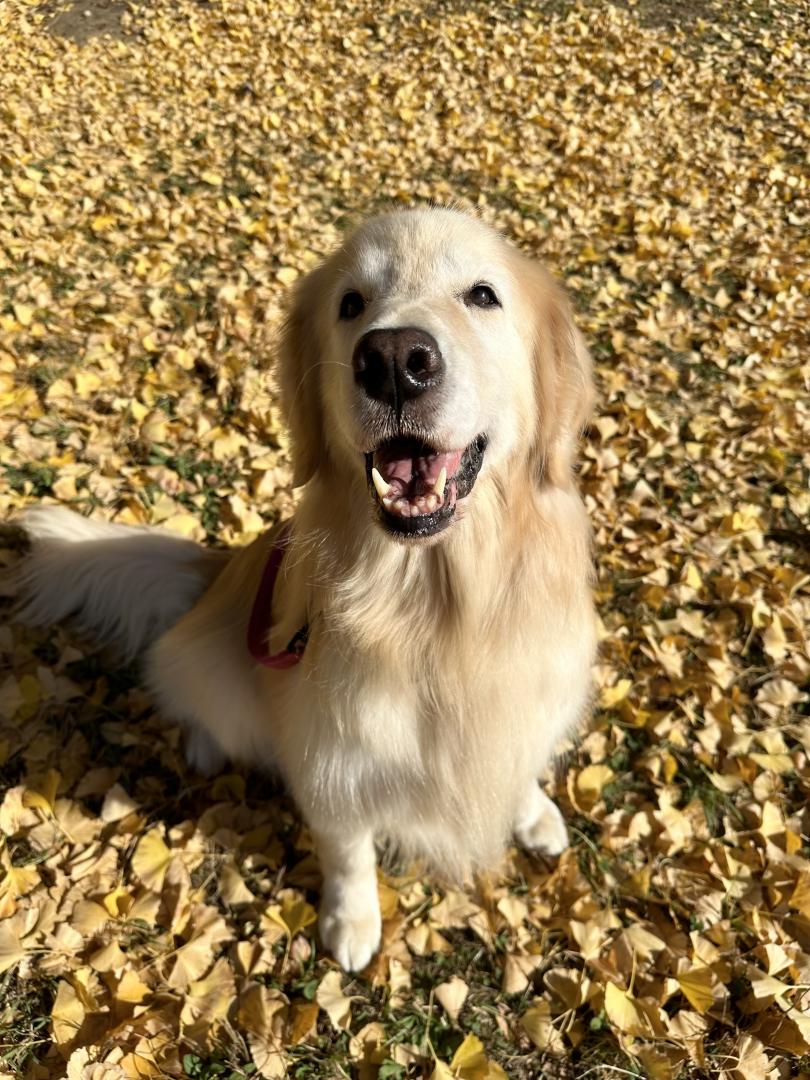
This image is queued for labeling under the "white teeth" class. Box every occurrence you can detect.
[371,468,391,499]
[379,479,446,519]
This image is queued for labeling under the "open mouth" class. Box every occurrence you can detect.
[364,434,488,538]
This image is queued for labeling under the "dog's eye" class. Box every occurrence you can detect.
[465,284,500,309]
[339,291,365,320]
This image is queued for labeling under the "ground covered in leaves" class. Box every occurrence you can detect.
[0,0,808,1076]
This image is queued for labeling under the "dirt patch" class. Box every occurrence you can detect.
[605,0,777,30]
[42,0,139,43]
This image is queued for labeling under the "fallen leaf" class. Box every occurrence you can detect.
[315,970,353,1031]
[131,828,173,891]
[435,975,469,1023]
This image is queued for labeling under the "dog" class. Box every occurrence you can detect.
[13,206,597,971]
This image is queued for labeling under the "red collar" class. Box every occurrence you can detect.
[247,524,308,669]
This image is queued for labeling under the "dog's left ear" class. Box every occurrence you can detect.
[276,264,330,488]
[524,260,595,489]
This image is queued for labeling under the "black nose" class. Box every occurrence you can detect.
[352,327,444,410]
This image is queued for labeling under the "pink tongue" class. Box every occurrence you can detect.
[375,445,463,495]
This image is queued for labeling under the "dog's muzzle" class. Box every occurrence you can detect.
[364,433,488,539]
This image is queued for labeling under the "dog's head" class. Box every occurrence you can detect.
[278,208,593,541]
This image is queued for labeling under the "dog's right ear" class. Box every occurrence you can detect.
[276,264,329,488]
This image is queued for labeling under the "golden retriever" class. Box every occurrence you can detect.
[14,207,596,971]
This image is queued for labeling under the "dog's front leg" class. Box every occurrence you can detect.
[514,780,570,857]
[183,724,228,777]
[312,825,381,972]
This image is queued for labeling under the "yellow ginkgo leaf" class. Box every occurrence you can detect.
[219,861,255,906]
[430,1066,455,1080]
[790,871,810,918]
[118,1054,161,1078]
[315,970,353,1031]
[264,897,317,939]
[88,940,128,973]
[168,935,219,990]
[161,513,206,541]
[677,967,716,1014]
[116,969,152,1004]
[577,764,615,798]
[127,891,161,926]
[600,679,632,707]
[749,752,793,774]
[90,214,116,232]
[405,922,452,956]
[180,956,235,1029]
[23,768,60,813]
[12,302,34,327]
[51,980,86,1048]
[288,1001,318,1045]
[449,1033,485,1072]
[435,976,469,1023]
[446,1033,508,1079]
[604,982,647,1036]
[0,862,39,901]
[70,900,110,936]
[74,371,102,397]
[131,828,173,891]
[0,919,25,975]
[521,998,555,1050]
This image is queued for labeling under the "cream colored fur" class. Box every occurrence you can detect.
[13,207,596,971]
[14,506,227,661]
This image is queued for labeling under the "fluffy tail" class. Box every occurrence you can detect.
[10,506,229,660]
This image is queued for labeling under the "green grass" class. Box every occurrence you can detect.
[0,971,57,1074]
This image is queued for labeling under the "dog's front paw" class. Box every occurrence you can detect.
[319,901,381,972]
[515,789,569,857]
